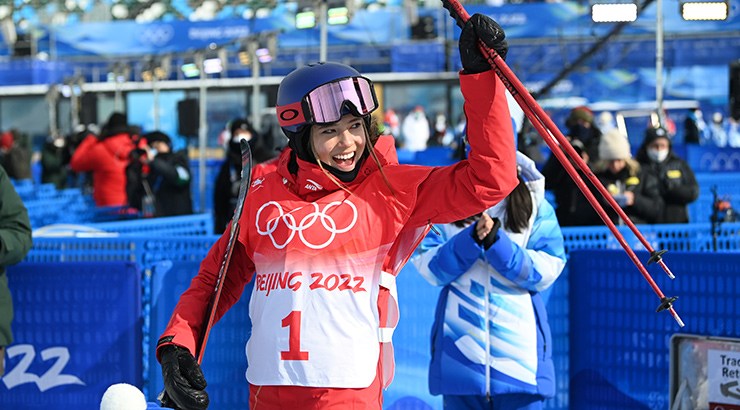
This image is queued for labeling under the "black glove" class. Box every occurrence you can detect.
[459,13,508,74]
[473,217,501,250]
[159,344,209,410]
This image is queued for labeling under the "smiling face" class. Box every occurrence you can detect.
[310,114,367,172]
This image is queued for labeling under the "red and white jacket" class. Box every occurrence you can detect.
[159,71,517,392]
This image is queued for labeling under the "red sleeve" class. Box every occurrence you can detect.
[407,71,517,226]
[69,135,100,172]
[158,225,255,357]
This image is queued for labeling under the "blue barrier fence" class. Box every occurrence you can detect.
[5,220,740,409]
[569,250,739,410]
[3,262,142,409]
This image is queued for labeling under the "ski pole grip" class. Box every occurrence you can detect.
[441,0,470,29]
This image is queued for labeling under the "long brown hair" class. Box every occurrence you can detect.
[505,173,532,233]
[452,173,532,232]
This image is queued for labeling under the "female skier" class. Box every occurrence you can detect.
[157,13,517,410]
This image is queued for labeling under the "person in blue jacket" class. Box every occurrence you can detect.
[414,151,566,410]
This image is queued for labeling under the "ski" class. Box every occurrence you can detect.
[159,138,252,408]
[196,138,253,362]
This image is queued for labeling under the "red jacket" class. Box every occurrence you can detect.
[160,71,517,404]
[70,133,136,206]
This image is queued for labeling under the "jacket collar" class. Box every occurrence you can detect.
[276,135,398,200]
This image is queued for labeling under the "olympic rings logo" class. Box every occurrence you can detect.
[255,200,358,249]
[139,25,174,46]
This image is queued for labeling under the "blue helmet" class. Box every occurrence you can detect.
[277,62,378,132]
[276,62,378,162]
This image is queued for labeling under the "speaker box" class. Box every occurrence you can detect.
[80,93,98,125]
[178,98,199,137]
[730,61,740,120]
[411,16,437,40]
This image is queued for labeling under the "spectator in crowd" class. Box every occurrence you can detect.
[635,127,699,224]
[0,130,32,180]
[729,115,740,148]
[430,112,455,147]
[126,131,193,218]
[683,107,706,145]
[383,108,401,139]
[0,165,33,376]
[564,106,602,162]
[707,112,729,147]
[213,118,276,234]
[541,138,601,226]
[66,125,98,193]
[156,14,516,409]
[414,152,566,410]
[517,116,545,166]
[401,105,431,152]
[596,111,617,134]
[40,133,71,189]
[70,112,137,207]
[593,129,664,225]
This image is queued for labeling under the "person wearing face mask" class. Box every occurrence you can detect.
[125,131,193,217]
[401,105,431,152]
[214,118,278,234]
[593,129,664,225]
[564,106,602,162]
[635,127,699,224]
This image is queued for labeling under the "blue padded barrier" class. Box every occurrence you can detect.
[568,250,739,410]
[384,263,442,410]
[2,262,142,410]
[84,213,213,236]
[543,264,570,410]
[550,223,740,410]
[686,145,740,173]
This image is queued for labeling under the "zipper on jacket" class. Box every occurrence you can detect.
[533,301,547,358]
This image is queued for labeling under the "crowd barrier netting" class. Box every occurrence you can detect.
[82,213,214,237]
[8,221,740,409]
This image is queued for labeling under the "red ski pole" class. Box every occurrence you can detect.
[442,0,683,326]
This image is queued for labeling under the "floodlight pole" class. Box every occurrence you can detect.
[656,0,665,127]
[196,52,208,213]
[152,68,160,130]
[319,0,328,61]
[114,65,124,111]
[46,86,59,138]
[249,40,262,131]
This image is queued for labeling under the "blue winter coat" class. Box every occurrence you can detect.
[414,152,566,398]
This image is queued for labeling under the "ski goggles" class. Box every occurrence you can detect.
[277,76,378,130]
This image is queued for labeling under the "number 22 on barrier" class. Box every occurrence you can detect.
[2,344,85,391]
[280,311,309,361]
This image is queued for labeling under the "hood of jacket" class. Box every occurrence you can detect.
[486,151,545,219]
[517,151,545,205]
[101,132,136,161]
